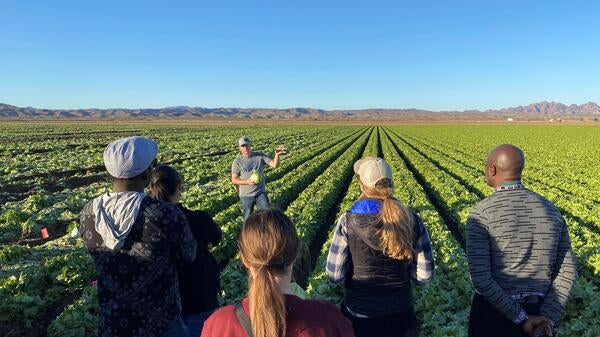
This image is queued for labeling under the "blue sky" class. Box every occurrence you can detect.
[1,0,599,111]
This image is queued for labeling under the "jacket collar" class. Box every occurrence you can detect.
[495,180,525,192]
[350,198,383,215]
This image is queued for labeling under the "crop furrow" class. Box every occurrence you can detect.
[382,127,467,249]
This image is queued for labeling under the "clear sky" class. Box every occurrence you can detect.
[1,0,599,111]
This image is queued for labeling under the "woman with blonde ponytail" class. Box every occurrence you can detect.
[326,157,436,337]
[201,209,354,337]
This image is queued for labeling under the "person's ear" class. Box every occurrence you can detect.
[141,167,153,186]
[489,164,497,177]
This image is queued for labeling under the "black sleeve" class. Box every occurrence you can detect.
[189,210,222,245]
[152,203,197,263]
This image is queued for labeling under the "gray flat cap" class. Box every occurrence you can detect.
[103,136,158,179]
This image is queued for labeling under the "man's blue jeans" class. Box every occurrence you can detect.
[240,193,270,221]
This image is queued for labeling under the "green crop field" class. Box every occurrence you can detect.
[1,123,599,337]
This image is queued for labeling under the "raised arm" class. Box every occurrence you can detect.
[267,145,286,169]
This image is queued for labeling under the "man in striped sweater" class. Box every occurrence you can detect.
[466,144,577,337]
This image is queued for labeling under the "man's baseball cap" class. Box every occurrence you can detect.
[103,136,158,179]
[238,136,251,146]
[353,156,393,188]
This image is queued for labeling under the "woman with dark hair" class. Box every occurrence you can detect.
[150,165,222,337]
[201,209,354,337]
[326,157,436,337]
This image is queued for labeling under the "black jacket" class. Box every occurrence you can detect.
[177,205,222,315]
[344,199,420,316]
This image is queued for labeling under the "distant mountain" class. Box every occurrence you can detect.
[1,101,599,120]
[491,101,600,115]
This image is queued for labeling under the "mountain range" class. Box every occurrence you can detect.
[1,101,599,120]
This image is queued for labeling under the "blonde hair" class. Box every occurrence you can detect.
[239,209,299,337]
[359,177,415,260]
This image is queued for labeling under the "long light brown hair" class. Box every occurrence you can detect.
[359,177,415,260]
[239,209,299,337]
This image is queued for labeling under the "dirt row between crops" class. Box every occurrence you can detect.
[0,150,233,206]
[382,127,467,251]
[14,219,75,247]
[301,128,375,287]
[0,129,147,144]
[396,131,600,236]
[0,143,99,156]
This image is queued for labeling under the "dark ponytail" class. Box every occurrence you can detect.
[150,165,182,201]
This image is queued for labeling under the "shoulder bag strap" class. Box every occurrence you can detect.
[235,302,254,337]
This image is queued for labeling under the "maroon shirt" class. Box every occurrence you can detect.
[201,294,355,337]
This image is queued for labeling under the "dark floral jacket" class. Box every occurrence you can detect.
[80,195,197,337]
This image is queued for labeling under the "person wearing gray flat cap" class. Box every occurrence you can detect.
[79,136,197,337]
[231,136,286,220]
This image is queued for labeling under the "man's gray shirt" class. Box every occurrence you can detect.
[231,152,272,197]
[466,185,577,324]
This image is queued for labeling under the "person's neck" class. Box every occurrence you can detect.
[492,178,523,189]
[496,178,522,187]
[112,182,145,193]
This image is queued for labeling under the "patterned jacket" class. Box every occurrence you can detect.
[80,195,196,337]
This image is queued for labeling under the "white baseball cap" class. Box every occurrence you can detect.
[353,156,393,188]
[103,136,158,179]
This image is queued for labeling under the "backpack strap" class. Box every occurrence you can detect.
[235,302,254,337]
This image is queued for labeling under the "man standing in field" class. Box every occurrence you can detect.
[466,144,577,337]
[79,136,196,337]
[231,136,286,220]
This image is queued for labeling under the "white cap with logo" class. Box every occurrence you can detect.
[103,136,158,179]
[353,156,393,188]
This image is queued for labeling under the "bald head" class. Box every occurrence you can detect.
[485,144,525,187]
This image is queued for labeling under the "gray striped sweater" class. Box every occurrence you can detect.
[465,185,577,324]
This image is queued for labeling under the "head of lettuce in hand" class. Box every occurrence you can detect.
[249,170,262,184]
